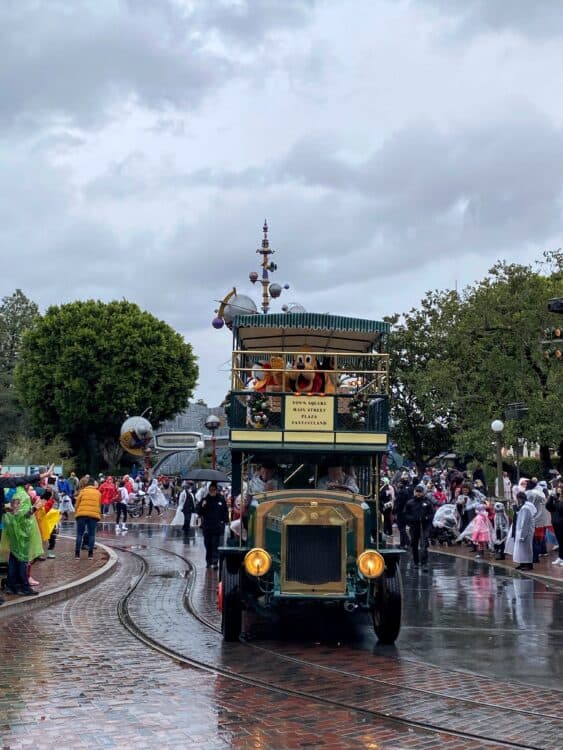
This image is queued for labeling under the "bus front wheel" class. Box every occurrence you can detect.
[371,566,402,645]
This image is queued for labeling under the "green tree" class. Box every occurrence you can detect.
[15,300,199,473]
[0,289,40,457]
[441,253,563,475]
[385,289,461,473]
[386,253,562,476]
[3,434,75,472]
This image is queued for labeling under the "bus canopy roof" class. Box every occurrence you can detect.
[233,312,389,353]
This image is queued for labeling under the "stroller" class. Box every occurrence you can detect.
[127,490,146,519]
[431,504,460,546]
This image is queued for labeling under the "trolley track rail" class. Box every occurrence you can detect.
[108,540,561,750]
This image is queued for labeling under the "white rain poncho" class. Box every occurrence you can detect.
[433,504,460,533]
[147,479,168,508]
[492,504,509,547]
[512,500,537,564]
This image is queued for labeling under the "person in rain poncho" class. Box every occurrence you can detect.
[471,504,493,559]
[456,482,485,533]
[147,477,168,516]
[492,502,510,560]
[1,486,44,596]
[456,504,493,557]
[512,491,537,570]
[171,483,196,538]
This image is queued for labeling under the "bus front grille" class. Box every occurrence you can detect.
[285,525,342,585]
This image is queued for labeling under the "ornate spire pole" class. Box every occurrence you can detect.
[256,220,276,314]
[212,221,290,329]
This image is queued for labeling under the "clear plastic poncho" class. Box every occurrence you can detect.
[433,504,460,532]
[455,511,494,550]
[0,486,44,562]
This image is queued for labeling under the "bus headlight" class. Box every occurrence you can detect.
[357,550,385,578]
[244,548,272,577]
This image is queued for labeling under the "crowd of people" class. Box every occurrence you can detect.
[380,467,563,572]
[0,467,237,600]
[0,468,184,602]
[2,460,562,603]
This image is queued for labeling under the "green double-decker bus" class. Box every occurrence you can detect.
[218,312,402,643]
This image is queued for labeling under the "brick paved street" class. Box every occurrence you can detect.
[1,536,108,597]
[0,523,561,749]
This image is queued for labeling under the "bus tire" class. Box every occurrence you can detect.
[221,560,242,642]
[372,565,402,645]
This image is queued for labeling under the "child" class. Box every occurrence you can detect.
[493,502,509,560]
[432,483,448,506]
[2,488,43,596]
[36,487,61,560]
[59,491,74,520]
[471,504,492,559]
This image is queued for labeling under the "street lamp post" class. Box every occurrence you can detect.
[143,446,152,483]
[491,419,505,499]
[515,437,524,485]
[196,440,205,467]
[204,415,221,470]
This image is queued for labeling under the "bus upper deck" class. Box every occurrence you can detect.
[226,312,391,454]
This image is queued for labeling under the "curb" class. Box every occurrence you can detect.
[430,548,563,589]
[0,537,118,618]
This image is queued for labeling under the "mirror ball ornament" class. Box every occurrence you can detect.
[249,271,258,283]
[282,302,306,314]
[269,283,282,298]
[223,294,258,327]
[212,317,224,329]
[120,416,154,456]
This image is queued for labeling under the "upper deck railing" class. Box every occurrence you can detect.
[227,350,390,450]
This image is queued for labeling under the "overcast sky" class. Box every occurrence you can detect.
[2,0,561,408]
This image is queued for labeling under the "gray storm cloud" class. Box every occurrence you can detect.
[0,0,561,405]
[413,0,563,37]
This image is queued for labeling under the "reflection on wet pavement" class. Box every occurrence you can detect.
[396,555,562,689]
[104,524,562,691]
[1,522,561,750]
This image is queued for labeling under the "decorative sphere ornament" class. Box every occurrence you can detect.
[284,283,290,289]
[269,283,282,298]
[249,271,258,284]
[120,416,154,456]
[223,294,258,328]
[285,303,306,314]
[212,317,224,329]
[282,304,289,312]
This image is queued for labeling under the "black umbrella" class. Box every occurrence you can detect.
[185,468,230,482]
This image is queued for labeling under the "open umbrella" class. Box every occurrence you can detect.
[185,468,230,483]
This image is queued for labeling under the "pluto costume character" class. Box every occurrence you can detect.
[287,347,336,395]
